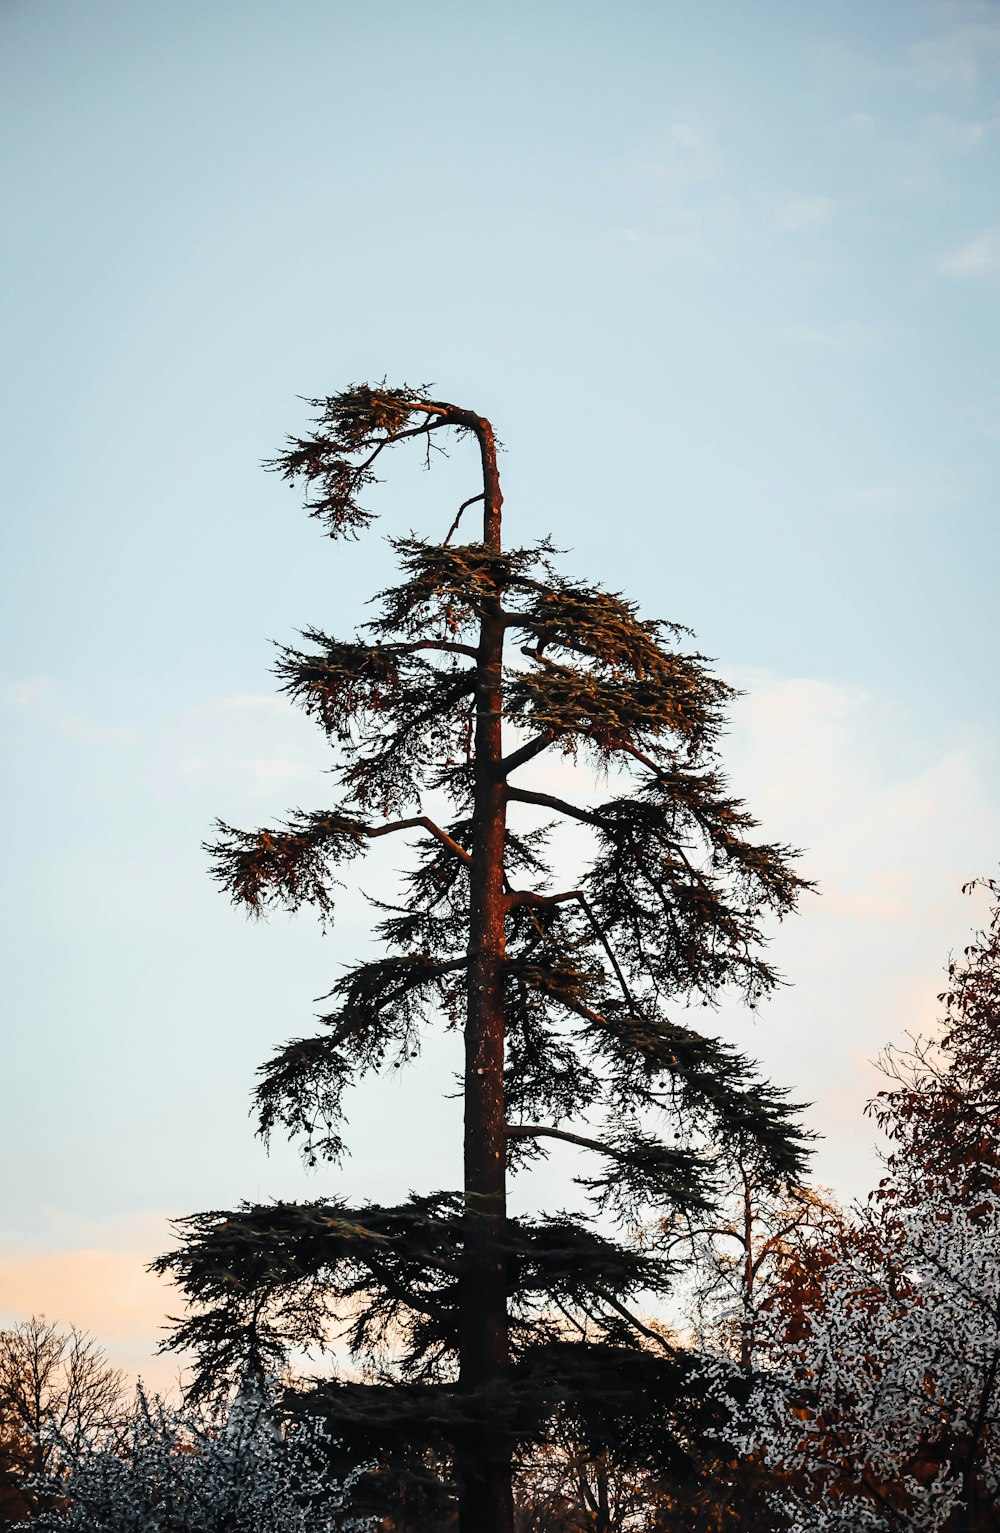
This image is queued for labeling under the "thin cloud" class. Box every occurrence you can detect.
[832,111,876,138]
[644,120,723,186]
[815,19,1000,100]
[960,396,1000,439]
[908,21,1000,95]
[722,671,1000,1201]
[924,111,992,148]
[5,682,322,795]
[832,472,962,514]
[604,198,745,267]
[781,322,888,354]
[168,693,329,798]
[940,228,1000,275]
[773,195,837,232]
[4,676,138,745]
[608,121,746,265]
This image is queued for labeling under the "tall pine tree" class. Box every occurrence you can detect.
[155,386,810,1532]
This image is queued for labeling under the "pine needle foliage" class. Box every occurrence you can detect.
[155,385,811,1533]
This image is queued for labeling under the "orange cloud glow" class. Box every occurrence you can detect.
[0,1223,189,1393]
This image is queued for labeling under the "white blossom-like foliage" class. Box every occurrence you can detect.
[731,1170,1000,1532]
[27,1380,375,1533]
[726,880,1000,1532]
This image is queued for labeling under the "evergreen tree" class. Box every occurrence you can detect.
[155,386,811,1533]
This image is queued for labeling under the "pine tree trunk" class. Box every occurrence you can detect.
[457,416,514,1533]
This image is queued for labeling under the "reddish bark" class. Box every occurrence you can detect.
[457,413,514,1533]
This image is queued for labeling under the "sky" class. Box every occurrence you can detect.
[1,0,999,1387]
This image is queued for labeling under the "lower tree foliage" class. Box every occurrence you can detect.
[154,385,811,1530]
[26,1378,371,1533]
[513,1442,652,1532]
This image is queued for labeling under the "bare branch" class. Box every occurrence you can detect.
[594,1289,674,1353]
[500,731,555,777]
[575,891,639,1013]
[363,816,471,865]
[444,492,485,546]
[355,416,453,473]
[507,1123,616,1157]
[507,785,603,829]
[382,638,479,660]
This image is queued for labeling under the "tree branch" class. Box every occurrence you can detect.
[383,638,479,660]
[594,1288,674,1354]
[507,1123,615,1157]
[444,492,485,546]
[617,743,721,865]
[362,1255,452,1326]
[390,397,470,422]
[505,887,582,911]
[504,882,638,1015]
[363,816,471,864]
[500,731,555,777]
[537,990,614,1034]
[356,416,452,473]
[575,891,639,1013]
[507,785,603,828]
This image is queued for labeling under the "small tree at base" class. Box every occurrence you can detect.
[155,385,811,1532]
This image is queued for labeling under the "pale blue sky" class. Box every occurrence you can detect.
[2,0,998,1379]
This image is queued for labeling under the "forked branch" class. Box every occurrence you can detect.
[505,881,638,1015]
[355,416,453,474]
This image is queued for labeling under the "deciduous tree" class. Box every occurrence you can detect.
[0,1317,124,1525]
[670,1157,840,1374]
[733,879,1000,1533]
